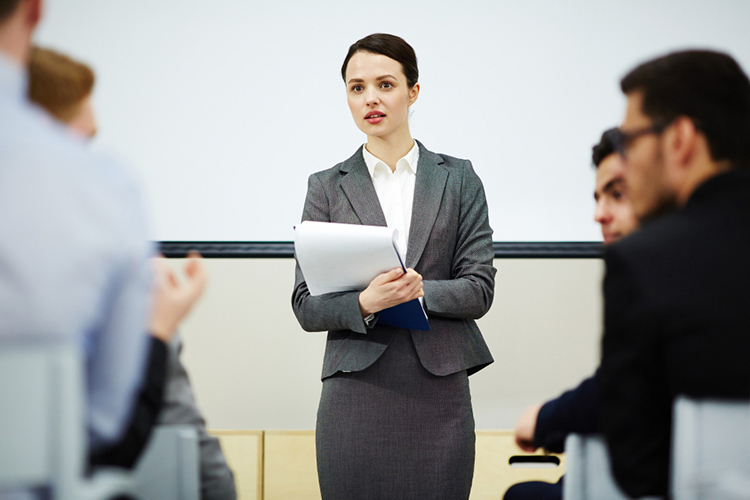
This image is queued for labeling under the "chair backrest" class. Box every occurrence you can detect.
[128,425,200,500]
[671,396,750,500]
[0,343,200,500]
[0,342,88,496]
[563,434,634,500]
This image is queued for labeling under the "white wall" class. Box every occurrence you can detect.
[33,0,750,242]
[175,258,603,430]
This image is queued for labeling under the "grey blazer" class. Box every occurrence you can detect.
[292,141,495,379]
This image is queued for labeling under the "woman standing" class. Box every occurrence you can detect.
[292,33,495,500]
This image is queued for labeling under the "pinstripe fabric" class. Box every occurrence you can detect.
[316,331,474,500]
[292,141,496,378]
[292,142,495,498]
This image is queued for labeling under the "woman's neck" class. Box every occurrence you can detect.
[366,130,415,172]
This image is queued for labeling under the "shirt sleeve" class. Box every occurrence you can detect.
[86,170,154,452]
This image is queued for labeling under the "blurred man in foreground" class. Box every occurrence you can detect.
[0,0,151,460]
[600,49,750,497]
[27,45,237,500]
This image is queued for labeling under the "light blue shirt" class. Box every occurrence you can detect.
[0,53,152,452]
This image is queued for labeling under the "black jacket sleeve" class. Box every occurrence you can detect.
[533,370,600,453]
[90,336,168,468]
[599,249,671,498]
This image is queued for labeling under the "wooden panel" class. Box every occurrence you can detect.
[470,430,565,500]
[211,429,562,499]
[210,430,263,500]
[263,430,320,500]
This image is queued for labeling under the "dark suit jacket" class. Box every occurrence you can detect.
[599,169,750,498]
[534,370,599,454]
[91,336,167,468]
[292,141,495,379]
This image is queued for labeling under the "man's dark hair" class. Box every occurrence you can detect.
[592,128,619,167]
[341,33,419,88]
[0,0,22,22]
[621,50,750,165]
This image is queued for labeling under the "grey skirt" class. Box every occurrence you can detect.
[316,331,475,500]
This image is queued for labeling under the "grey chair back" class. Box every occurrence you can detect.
[0,342,200,500]
[563,434,634,500]
[0,341,131,499]
[129,425,200,500]
[671,396,750,500]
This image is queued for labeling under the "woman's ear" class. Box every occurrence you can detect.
[408,82,420,106]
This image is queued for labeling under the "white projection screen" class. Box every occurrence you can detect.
[35,0,750,251]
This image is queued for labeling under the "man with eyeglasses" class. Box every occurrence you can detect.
[599,50,750,498]
[503,128,639,500]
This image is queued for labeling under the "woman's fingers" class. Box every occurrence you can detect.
[372,267,405,286]
[359,267,424,316]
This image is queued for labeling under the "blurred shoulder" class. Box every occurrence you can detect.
[0,100,149,252]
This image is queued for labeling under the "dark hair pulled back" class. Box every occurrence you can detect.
[341,33,419,88]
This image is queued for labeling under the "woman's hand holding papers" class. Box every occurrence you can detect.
[358,267,424,317]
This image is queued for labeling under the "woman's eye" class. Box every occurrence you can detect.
[380,81,393,89]
[350,85,363,92]
[612,190,624,200]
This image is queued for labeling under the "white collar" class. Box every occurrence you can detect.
[362,140,419,177]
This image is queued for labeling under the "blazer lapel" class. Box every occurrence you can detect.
[339,147,388,227]
[406,141,448,268]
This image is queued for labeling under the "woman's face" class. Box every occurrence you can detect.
[345,51,419,141]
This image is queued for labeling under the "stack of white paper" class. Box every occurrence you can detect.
[294,221,404,296]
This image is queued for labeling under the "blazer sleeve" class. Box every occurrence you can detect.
[421,162,496,319]
[533,370,600,454]
[599,248,671,498]
[291,173,371,334]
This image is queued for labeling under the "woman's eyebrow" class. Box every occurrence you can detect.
[347,75,398,84]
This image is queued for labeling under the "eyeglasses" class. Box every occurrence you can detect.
[611,121,669,159]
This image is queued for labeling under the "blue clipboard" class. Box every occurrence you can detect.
[375,241,430,331]
[378,298,430,331]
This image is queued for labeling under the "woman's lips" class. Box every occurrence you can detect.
[365,111,385,124]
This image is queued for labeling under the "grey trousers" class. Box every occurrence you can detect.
[316,331,475,500]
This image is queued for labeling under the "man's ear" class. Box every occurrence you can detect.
[667,116,699,169]
[26,0,42,29]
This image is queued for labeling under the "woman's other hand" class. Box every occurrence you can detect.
[358,267,423,317]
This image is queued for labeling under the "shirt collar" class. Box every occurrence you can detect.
[0,51,27,105]
[362,140,420,178]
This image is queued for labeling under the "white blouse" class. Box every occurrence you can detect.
[362,141,419,257]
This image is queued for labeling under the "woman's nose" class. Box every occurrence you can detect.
[365,89,379,106]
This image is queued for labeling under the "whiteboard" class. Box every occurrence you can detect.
[34,0,750,242]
